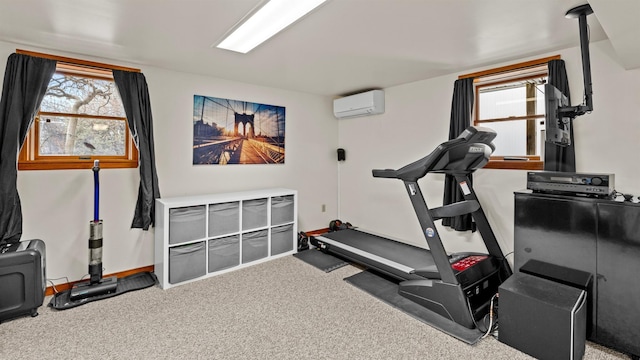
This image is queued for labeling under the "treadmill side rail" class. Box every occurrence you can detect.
[314,235,416,275]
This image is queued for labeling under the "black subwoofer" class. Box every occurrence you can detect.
[498,272,587,360]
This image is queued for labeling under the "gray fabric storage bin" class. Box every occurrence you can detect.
[169,242,206,284]
[242,229,268,263]
[169,205,206,244]
[271,224,294,255]
[208,235,239,273]
[242,198,268,230]
[271,195,294,225]
[209,202,240,237]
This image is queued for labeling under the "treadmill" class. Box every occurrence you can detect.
[312,126,512,330]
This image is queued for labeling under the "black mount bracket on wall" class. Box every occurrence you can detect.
[560,3,594,119]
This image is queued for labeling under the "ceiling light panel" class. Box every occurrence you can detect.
[216,0,327,54]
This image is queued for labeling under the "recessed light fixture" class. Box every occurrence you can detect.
[216,0,327,54]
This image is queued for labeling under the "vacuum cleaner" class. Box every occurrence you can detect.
[68,160,118,300]
[49,160,157,310]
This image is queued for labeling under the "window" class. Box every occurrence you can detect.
[462,55,560,170]
[17,50,139,170]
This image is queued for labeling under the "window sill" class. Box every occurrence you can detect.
[18,159,138,171]
[483,159,543,170]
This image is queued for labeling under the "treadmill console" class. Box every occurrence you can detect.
[450,254,502,316]
[451,255,488,272]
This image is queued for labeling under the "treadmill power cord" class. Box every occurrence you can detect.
[481,293,499,339]
[466,292,499,338]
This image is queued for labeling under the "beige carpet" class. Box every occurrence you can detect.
[0,255,628,359]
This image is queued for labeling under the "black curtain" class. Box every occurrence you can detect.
[113,70,160,230]
[442,77,476,231]
[0,54,56,245]
[544,59,576,172]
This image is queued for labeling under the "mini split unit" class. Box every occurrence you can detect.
[333,90,385,119]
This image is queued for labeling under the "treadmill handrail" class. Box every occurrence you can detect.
[372,126,496,182]
[429,200,480,220]
[372,169,398,178]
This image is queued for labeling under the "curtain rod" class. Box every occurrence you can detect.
[459,55,561,80]
[16,49,141,73]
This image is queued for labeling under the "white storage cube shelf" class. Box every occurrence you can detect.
[155,188,297,289]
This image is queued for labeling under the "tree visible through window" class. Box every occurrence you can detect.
[18,50,139,170]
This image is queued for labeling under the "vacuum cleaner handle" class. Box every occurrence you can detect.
[92,160,100,222]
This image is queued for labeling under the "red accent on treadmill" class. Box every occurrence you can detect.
[451,255,488,271]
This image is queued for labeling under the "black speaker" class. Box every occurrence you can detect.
[337,148,345,161]
[499,272,587,360]
[519,259,594,338]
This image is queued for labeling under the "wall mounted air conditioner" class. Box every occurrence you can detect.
[333,90,385,119]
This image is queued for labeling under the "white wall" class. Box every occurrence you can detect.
[1,41,339,285]
[4,37,639,286]
[338,39,640,266]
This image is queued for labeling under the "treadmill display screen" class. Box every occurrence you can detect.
[451,255,488,272]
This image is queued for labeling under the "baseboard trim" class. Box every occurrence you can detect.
[305,228,329,236]
[46,265,155,296]
[45,230,329,296]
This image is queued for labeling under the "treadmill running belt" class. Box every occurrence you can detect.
[320,229,438,277]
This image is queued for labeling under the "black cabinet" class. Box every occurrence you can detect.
[596,203,640,355]
[514,191,640,357]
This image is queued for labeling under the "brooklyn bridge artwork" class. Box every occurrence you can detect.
[193,95,285,165]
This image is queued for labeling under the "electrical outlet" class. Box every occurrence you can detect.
[321,204,326,212]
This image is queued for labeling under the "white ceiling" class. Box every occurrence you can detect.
[0,0,637,96]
